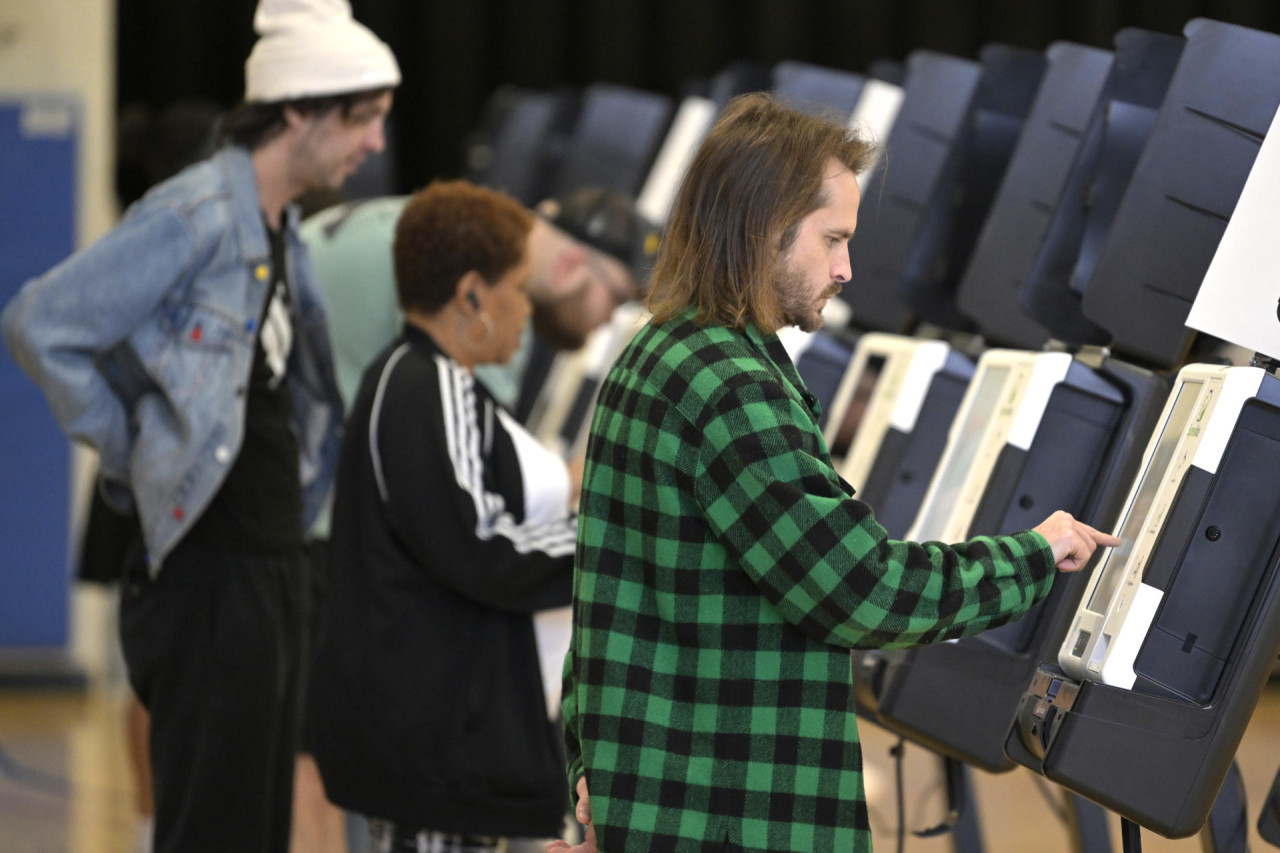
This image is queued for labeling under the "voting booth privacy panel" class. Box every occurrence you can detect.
[455,21,1280,847]
[824,43,1063,553]
[824,48,1004,544]
[1002,20,1280,840]
[808,18,1280,846]
[522,59,892,455]
[838,22,1183,772]
[544,83,675,201]
[954,41,1114,352]
[844,50,978,336]
[1020,28,1186,346]
[1082,18,1280,368]
[464,86,581,207]
[0,95,79,651]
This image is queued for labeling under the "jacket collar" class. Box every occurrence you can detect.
[212,145,302,266]
[402,320,449,362]
[742,320,819,415]
[671,308,820,419]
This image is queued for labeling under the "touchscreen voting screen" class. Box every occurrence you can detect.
[830,337,969,538]
[909,351,1079,544]
[1081,381,1202,615]
[828,353,886,463]
[1059,365,1267,688]
[909,362,1012,540]
[825,333,947,484]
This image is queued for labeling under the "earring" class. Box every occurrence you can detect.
[459,312,495,352]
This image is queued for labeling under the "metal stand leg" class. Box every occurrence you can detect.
[950,761,984,853]
[1121,818,1142,853]
[1259,760,1280,847]
[912,756,985,853]
[1064,792,1113,853]
[1201,759,1249,853]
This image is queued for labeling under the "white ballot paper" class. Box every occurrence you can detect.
[1187,102,1280,363]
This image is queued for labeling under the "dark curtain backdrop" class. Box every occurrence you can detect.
[116,0,1280,193]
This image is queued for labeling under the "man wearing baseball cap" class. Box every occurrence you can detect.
[299,186,659,416]
[1,1,398,851]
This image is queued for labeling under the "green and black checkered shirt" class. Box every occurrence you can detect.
[563,310,1055,852]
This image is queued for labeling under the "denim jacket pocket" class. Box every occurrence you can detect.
[155,297,242,350]
[147,298,247,409]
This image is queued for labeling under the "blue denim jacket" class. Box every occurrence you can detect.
[1,146,343,573]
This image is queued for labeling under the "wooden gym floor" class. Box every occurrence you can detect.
[1,679,1279,852]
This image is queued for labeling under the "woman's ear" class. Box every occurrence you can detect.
[453,270,486,311]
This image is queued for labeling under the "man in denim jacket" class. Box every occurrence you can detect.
[0,1,398,850]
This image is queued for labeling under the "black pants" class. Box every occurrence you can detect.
[299,537,330,754]
[120,539,307,853]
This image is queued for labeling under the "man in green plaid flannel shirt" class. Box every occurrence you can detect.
[555,93,1118,853]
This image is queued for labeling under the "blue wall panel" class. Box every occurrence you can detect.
[0,96,80,648]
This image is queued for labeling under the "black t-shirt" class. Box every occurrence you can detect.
[183,221,303,554]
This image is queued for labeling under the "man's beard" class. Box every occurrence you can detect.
[532,297,590,350]
[775,264,838,333]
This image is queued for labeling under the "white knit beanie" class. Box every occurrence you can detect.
[244,0,400,102]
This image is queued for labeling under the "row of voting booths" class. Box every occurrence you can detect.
[7,12,1280,850]
[459,16,1280,853]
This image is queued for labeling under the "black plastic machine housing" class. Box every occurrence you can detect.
[843,50,981,335]
[1020,28,1185,346]
[1003,20,1280,837]
[1082,19,1280,370]
[854,32,1189,767]
[831,47,1049,545]
[771,60,866,119]
[794,330,862,432]
[545,83,674,200]
[860,356,1168,770]
[847,29,1179,755]
[854,348,974,540]
[1009,378,1280,837]
[955,41,1114,351]
[862,23,1280,803]
[846,45,1047,336]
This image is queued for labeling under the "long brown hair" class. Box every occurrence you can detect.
[646,92,877,333]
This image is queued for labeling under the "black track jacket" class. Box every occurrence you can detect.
[308,324,577,837]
